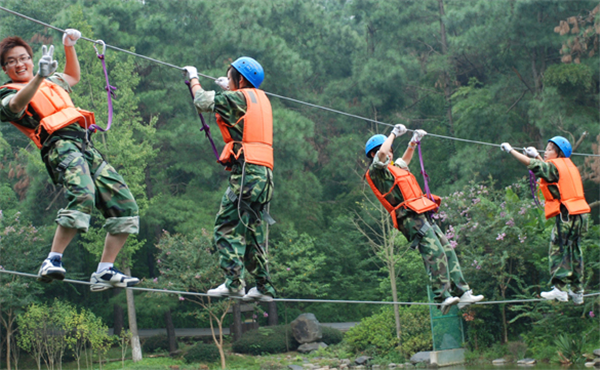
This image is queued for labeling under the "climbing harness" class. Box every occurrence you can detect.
[417,141,435,205]
[87,40,116,133]
[528,170,542,207]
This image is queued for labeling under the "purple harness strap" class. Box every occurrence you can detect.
[185,80,221,162]
[88,42,116,133]
[528,170,541,207]
[417,141,435,202]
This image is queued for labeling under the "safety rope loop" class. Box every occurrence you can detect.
[528,170,542,208]
[184,80,221,162]
[417,141,434,203]
[88,40,114,133]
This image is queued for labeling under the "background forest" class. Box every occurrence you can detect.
[0,0,598,368]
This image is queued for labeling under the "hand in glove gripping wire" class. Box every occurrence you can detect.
[523,146,539,158]
[37,45,58,77]
[391,124,407,137]
[500,143,513,153]
[410,129,427,144]
[215,76,230,90]
[62,29,81,46]
[183,66,199,81]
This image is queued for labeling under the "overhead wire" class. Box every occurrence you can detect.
[0,5,598,157]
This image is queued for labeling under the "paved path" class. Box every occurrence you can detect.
[113,322,358,338]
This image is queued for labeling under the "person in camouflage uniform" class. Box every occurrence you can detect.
[365,125,483,314]
[184,58,275,302]
[0,33,140,291]
[501,137,588,305]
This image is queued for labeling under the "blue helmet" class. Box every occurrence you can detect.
[365,134,386,158]
[231,57,264,88]
[548,136,572,158]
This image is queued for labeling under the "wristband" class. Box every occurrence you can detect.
[409,142,417,148]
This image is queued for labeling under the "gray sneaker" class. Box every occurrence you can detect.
[207,283,245,298]
[90,267,140,292]
[567,289,584,305]
[37,257,66,283]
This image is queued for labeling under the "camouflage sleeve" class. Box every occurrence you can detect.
[370,149,390,169]
[394,158,409,171]
[0,87,24,122]
[193,87,216,112]
[47,73,73,93]
[528,159,559,182]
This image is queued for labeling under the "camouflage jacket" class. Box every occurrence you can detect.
[528,159,560,200]
[193,87,246,143]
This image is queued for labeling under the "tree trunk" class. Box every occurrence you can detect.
[232,303,242,342]
[437,0,455,134]
[6,328,10,370]
[113,289,124,337]
[390,264,402,342]
[165,309,177,353]
[123,266,142,362]
[267,302,278,326]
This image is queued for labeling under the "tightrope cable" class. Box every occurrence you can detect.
[0,5,598,157]
[1,269,598,307]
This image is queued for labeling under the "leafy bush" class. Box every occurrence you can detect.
[142,334,170,353]
[344,306,431,357]
[183,342,220,363]
[320,326,343,345]
[232,325,299,355]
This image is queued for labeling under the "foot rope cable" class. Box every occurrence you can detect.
[0,5,598,157]
[0,269,598,307]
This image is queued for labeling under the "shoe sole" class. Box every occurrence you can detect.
[37,271,66,283]
[440,298,460,315]
[541,295,568,302]
[90,279,140,292]
[243,295,274,302]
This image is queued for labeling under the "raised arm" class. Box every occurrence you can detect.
[377,124,406,162]
[61,29,81,87]
[402,129,426,165]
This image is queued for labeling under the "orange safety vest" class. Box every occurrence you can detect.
[365,164,441,229]
[539,158,590,219]
[215,88,273,170]
[1,80,95,149]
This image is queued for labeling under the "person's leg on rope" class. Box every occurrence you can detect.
[432,223,484,309]
[541,216,575,302]
[402,215,458,315]
[85,147,141,292]
[209,166,250,298]
[38,139,95,283]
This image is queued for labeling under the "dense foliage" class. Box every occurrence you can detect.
[232,325,299,355]
[0,0,598,367]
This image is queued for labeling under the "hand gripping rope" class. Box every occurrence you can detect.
[87,40,116,133]
[184,80,221,162]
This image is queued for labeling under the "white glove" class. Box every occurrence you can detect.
[410,129,427,143]
[62,29,81,46]
[391,124,407,137]
[523,146,539,158]
[183,66,198,80]
[215,76,229,90]
[37,45,58,77]
[500,142,513,153]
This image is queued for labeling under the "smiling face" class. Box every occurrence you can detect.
[2,46,34,83]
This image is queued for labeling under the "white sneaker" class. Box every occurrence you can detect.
[207,283,245,298]
[90,267,140,292]
[37,257,66,283]
[540,286,568,302]
[440,296,460,315]
[567,289,584,305]
[243,287,274,302]
[458,290,484,309]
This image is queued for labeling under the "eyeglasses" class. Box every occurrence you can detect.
[4,55,32,67]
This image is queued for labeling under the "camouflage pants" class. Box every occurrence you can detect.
[44,139,139,234]
[398,213,470,302]
[549,215,584,292]
[214,162,275,295]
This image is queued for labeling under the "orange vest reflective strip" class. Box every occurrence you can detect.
[1,80,95,149]
[539,158,590,219]
[366,164,441,228]
[216,88,273,170]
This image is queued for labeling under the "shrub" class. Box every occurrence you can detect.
[320,326,343,345]
[183,342,220,363]
[142,334,170,353]
[344,306,431,357]
[232,325,299,355]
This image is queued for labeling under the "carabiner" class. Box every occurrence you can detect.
[93,40,106,57]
